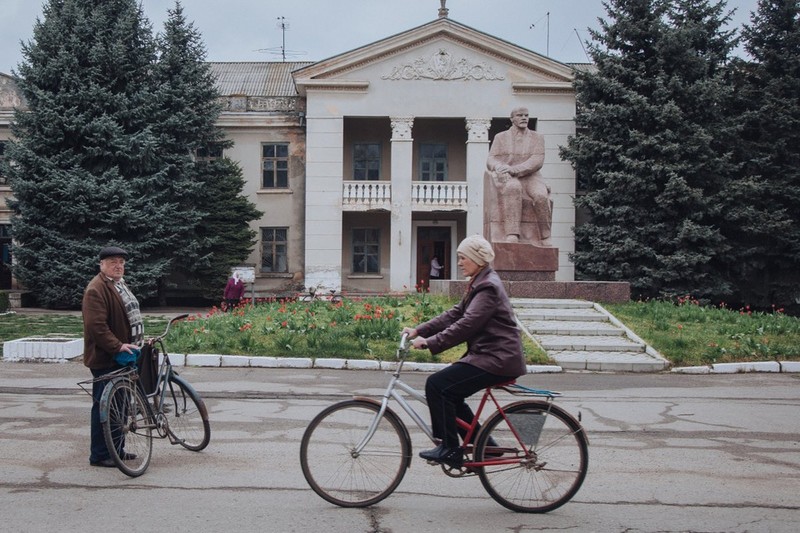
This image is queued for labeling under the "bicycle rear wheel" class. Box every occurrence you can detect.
[165,375,210,451]
[102,379,153,477]
[475,400,588,513]
[300,400,410,507]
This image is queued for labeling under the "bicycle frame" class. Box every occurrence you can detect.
[352,336,557,466]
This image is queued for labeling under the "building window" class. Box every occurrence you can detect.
[352,228,380,273]
[261,227,288,273]
[353,143,380,180]
[0,141,7,185]
[262,143,289,188]
[195,142,223,163]
[420,143,447,181]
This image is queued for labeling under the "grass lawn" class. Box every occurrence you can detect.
[604,299,800,367]
[2,297,798,367]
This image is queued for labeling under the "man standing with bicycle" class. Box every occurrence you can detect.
[82,246,143,467]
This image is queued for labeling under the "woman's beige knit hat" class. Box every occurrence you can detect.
[457,235,495,266]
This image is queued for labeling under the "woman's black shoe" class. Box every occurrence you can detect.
[419,444,463,468]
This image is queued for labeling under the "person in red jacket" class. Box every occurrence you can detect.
[402,235,526,468]
[223,271,246,311]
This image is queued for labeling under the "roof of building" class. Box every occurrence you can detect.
[209,62,313,97]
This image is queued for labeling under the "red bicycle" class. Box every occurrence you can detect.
[300,334,589,513]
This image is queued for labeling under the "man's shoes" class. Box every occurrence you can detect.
[90,458,116,468]
[121,452,137,461]
[419,444,463,468]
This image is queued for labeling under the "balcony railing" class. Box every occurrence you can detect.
[412,181,468,211]
[342,181,391,211]
[342,180,468,211]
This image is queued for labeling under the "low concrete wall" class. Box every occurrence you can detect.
[430,280,630,303]
[3,337,84,362]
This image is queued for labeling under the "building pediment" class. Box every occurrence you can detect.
[293,18,574,95]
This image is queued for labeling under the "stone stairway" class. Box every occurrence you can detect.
[512,298,669,372]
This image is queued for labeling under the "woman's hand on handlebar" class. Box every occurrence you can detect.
[401,327,427,349]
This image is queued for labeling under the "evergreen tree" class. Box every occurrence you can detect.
[153,2,261,301]
[6,0,167,308]
[724,0,800,306]
[561,0,739,300]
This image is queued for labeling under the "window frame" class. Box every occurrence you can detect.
[195,142,224,163]
[419,142,448,182]
[261,143,290,189]
[261,227,289,273]
[0,140,7,185]
[351,228,380,273]
[352,142,381,181]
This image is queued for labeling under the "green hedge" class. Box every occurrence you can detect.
[0,291,9,313]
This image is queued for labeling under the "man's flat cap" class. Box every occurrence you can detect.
[99,246,128,260]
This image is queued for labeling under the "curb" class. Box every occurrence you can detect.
[173,354,564,374]
[671,361,800,374]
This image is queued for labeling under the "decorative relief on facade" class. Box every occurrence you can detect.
[248,96,299,112]
[217,96,302,113]
[382,48,504,81]
[465,118,491,142]
[390,117,414,140]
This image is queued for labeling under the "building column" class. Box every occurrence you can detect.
[304,116,344,291]
[389,116,414,292]
[465,118,491,237]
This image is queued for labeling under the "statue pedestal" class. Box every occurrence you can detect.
[492,242,558,281]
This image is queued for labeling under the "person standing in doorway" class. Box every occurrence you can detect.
[82,246,143,467]
[430,255,443,280]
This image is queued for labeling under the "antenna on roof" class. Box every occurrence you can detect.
[574,28,590,62]
[253,16,306,62]
[529,12,550,57]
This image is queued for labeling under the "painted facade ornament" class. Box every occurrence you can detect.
[382,49,504,81]
[390,117,414,140]
[465,118,491,142]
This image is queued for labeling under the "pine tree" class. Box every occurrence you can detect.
[561,0,739,300]
[724,0,800,306]
[7,0,167,308]
[152,2,261,301]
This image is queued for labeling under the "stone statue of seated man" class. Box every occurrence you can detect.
[485,107,552,246]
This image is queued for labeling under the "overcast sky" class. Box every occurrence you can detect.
[1,0,760,75]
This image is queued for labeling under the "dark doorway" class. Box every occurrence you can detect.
[416,226,451,291]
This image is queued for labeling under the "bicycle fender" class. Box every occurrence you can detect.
[499,400,589,446]
[169,374,210,420]
[352,396,413,469]
[98,376,128,424]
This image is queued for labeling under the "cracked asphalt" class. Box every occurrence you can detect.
[1,361,799,532]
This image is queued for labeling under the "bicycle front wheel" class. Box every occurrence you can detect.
[165,375,210,451]
[300,400,410,507]
[475,401,588,513]
[102,379,153,477]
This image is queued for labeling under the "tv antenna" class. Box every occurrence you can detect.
[254,16,306,62]
[529,11,550,56]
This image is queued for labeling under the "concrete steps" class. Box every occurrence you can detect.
[512,298,669,372]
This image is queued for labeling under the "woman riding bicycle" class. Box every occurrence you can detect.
[402,235,527,468]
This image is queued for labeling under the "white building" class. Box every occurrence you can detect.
[1,14,578,299]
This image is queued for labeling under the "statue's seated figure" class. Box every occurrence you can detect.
[484,107,553,247]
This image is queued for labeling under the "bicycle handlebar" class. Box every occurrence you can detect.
[148,314,189,344]
[399,333,409,351]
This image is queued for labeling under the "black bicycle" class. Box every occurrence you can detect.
[79,314,210,476]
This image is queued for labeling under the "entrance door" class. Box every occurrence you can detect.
[416,226,451,290]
